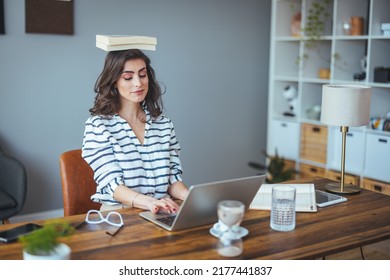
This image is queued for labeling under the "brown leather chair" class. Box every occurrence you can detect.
[59,149,100,216]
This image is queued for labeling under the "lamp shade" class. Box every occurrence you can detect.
[320,84,371,127]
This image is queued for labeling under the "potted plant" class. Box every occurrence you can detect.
[248,150,297,183]
[19,219,74,260]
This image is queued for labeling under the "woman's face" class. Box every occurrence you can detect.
[115,58,149,105]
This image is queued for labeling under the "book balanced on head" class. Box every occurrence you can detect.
[96,35,157,52]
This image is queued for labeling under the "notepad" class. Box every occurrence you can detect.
[250,183,317,212]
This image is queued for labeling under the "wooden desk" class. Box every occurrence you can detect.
[1,177,390,260]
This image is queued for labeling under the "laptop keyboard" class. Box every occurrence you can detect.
[157,215,177,226]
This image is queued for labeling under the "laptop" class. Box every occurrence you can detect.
[139,174,265,231]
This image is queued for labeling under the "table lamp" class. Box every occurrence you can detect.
[320,84,371,194]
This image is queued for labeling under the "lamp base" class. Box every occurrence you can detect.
[324,182,361,194]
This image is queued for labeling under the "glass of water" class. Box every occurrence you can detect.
[270,185,296,231]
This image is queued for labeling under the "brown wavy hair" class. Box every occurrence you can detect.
[90,49,164,119]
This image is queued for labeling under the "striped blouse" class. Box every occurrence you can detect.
[81,110,183,206]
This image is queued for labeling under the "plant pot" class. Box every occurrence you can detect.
[23,243,71,260]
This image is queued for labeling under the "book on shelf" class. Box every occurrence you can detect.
[96,41,156,52]
[96,35,157,46]
[381,23,390,30]
[250,183,317,212]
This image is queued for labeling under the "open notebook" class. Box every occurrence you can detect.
[250,183,317,212]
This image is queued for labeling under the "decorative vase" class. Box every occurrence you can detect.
[318,68,330,79]
[23,243,71,260]
[291,12,301,37]
[350,16,364,35]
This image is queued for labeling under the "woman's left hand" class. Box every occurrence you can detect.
[151,197,180,214]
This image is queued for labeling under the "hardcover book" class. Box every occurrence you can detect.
[96,41,156,52]
[96,35,157,46]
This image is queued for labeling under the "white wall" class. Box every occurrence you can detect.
[0,0,271,216]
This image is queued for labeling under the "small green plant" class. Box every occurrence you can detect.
[302,0,331,48]
[248,150,297,183]
[19,219,74,255]
[291,0,332,64]
[264,150,296,183]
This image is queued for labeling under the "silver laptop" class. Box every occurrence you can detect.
[139,175,265,231]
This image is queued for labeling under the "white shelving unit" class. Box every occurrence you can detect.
[267,0,390,187]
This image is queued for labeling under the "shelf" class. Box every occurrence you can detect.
[300,77,330,84]
[297,118,322,126]
[274,0,302,37]
[275,36,302,42]
[368,82,390,89]
[369,39,390,83]
[334,35,369,40]
[364,36,390,40]
[302,41,332,79]
[267,0,390,184]
[331,79,367,85]
[333,39,367,81]
[274,76,300,82]
[366,128,390,137]
[335,0,370,36]
[274,41,300,78]
[370,0,390,36]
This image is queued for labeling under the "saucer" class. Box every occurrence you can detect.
[209,223,249,238]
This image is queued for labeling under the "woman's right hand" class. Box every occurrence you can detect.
[114,185,180,213]
[149,197,180,214]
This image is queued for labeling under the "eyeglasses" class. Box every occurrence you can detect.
[75,210,124,237]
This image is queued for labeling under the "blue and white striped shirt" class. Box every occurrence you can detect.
[81,110,183,205]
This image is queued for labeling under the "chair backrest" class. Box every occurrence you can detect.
[59,149,100,216]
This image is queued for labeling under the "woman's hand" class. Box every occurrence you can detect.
[113,184,184,213]
[149,197,180,214]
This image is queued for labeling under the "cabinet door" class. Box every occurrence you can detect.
[299,163,326,179]
[364,134,390,182]
[300,123,327,164]
[325,169,360,186]
[327,127,365,175]
[269,120,299,160]
[363,178,390,196]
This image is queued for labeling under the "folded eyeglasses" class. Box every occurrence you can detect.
[75,210,124,237]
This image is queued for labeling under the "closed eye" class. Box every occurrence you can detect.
[122,67,147,80]
[139,69,147,78]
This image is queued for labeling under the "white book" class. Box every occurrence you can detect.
[96,41,156,52]
[96,35,157,46]
[250,183,317,212]
[381,23,390,30]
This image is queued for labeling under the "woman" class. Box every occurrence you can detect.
[82,49,189,214]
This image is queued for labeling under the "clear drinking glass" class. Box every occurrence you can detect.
[270,185,296,231]
[216,200,245,257]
